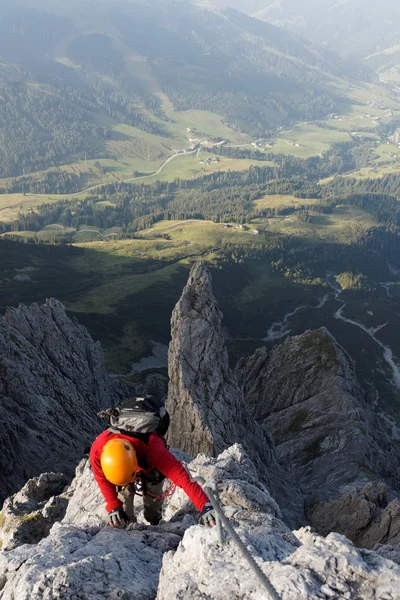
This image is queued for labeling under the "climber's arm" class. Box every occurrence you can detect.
[90,440,123,513]
[146,435,210,511]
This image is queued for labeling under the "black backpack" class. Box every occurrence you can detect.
[98,396,170,442]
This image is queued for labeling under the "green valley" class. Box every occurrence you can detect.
[1,0,400,422]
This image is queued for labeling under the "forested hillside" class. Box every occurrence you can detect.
[0,0,364,178]
[1,0,400,421]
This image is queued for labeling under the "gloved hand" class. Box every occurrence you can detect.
[200,502,217,527]
[108,508,129,528]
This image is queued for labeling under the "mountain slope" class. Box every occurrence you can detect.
[4,446,400,599]
[206,0,400,61]
[0,0,362,178]
[0,299,113,502]
[2,265,400,596]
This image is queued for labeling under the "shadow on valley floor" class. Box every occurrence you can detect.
[1,237,400,420]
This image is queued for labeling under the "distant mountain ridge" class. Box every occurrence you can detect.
[206,0,400,61]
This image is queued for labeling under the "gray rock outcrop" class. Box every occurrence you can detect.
[307,483,400,552]
[0,473,68,551]
[166,262,304,526]
[160,523,400,600]
[0,299,113,503]
[236,328,400,543]
[2,443,400,600]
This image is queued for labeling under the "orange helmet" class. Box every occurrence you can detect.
[100,438,138,486]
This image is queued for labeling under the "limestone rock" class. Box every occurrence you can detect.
[167,262,254,458]
[374,543,400,565]
[0,524,182,600]
[62,458,110,528]
[163,444,284,523]
[0,472,68,551]
[236,328,400,501]
[0,299,113,503]
[159,525,400,600]
[2,443,400,600]
[308,484,400,551]
[166,262,304,526]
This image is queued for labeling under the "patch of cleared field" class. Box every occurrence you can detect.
[92,156,163,178]
[1,230,36,240]
[380,66,400,84]
[374,143,400,163]
[0,194,58,222]
[170,109,250,144]
[344,164,400,179]
[252,194,320,210]
[96,200,117,208]
[347,82,400,112]
[356,104,392,118]
[261,204,377,242]
[270,124,350,158]
[0,158,135,198]
[321,115,379,131]
[112,123,181,150]
[153,153,271,182]
[337,143,400,180]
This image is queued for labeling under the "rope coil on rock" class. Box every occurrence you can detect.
[192,474,280,600]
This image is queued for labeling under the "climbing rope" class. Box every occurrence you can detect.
[192,474,280,600]
[145,482,177,502]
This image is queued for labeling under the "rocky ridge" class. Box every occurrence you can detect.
[2,446,400,599]
[1,264,400,597]
[236,327,400,545]
[0,298,113,503]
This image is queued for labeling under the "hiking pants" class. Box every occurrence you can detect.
[119,469,164,525]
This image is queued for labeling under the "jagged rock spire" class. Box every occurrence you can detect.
[166,262,304,525]
[167,262,251,457]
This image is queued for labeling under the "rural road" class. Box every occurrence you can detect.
[26,147,199,199]
[47,224,119,238]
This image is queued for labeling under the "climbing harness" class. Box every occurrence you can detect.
[192,474,280,600]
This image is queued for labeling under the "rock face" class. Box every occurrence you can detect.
[160,524,400,600]
[307,483,400,552]
[0,524,182,600]
[0,473,68,551]
[2,444,400,600]
[0,299,113,503]
[166,262,304,526]
[236,328,400,543]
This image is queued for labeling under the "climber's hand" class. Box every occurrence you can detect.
[108,508,129,528]
[200,503,217,527]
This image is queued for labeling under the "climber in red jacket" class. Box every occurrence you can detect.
[90,429,216,528]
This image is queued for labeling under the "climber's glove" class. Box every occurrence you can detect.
[200,503,217,527]
[108,508,129,528]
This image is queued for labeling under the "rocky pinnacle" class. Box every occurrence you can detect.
[166,262,304,525]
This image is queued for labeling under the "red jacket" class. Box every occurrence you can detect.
[90,430,209,513]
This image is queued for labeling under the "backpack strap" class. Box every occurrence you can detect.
[107,427,150,445]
